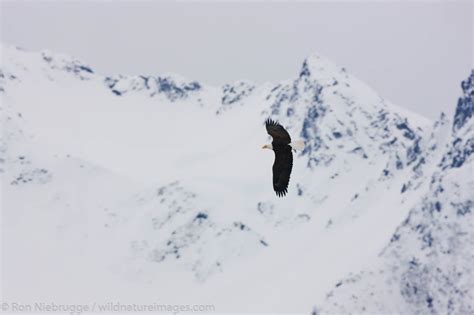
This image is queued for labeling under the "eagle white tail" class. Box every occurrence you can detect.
[290,140,305,151]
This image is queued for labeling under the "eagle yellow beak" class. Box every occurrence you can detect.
[262,145,267,149]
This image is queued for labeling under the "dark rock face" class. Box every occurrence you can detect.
[221,81,255,106]
[104,75,201,101]
[41,50,95,80]
[441,137,474,169]
[453,70,474,132]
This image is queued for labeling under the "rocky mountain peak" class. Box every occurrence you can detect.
[453,70,474,132]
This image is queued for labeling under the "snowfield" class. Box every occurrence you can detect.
[1,43,472,314]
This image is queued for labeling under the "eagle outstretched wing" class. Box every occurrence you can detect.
[265,119,291,145]
[272,145,293,197]
[264,118,293,197]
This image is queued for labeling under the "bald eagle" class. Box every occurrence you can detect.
[262,119,304,197]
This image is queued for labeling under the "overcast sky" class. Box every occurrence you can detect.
[1,0,472,119]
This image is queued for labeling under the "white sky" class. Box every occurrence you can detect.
[1,0,473,119]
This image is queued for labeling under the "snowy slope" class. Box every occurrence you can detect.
[317,71,474,315]
[1,43,470,313]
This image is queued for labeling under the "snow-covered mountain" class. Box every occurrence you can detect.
[1,43,471,313]
[317,71,474,315]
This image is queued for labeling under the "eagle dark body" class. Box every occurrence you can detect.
[271,143,293,197]
[265,119,293,197]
